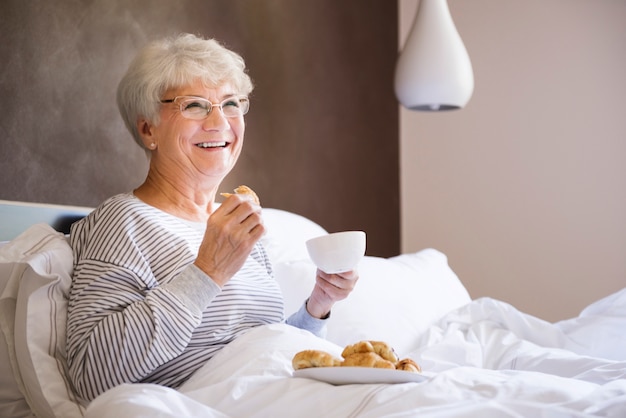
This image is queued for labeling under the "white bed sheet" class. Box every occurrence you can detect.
[85,291,626,418]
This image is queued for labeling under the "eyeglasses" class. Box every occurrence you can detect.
[160,95,250,119]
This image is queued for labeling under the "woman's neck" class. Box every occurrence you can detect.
[133,169,218,223]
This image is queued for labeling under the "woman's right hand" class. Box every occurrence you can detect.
[194,194,264,286]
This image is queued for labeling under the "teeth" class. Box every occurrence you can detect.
[197,142,226,148]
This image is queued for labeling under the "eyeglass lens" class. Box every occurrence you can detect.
[178,97,249,119]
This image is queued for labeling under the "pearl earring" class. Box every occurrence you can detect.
[150,143,156,149]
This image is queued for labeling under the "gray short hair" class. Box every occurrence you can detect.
[117,33,254,149]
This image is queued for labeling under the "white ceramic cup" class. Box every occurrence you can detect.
[305,231,366,274]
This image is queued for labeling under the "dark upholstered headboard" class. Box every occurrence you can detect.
[0,1,399,256]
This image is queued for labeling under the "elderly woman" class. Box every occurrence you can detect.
[66,33,358,402]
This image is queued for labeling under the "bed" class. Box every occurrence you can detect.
[1,199,625,417]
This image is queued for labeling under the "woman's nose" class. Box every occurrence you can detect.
[202,107,230,130]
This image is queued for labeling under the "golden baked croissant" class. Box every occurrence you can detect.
[341,340,399,363]
[341,352,395,369]
[220,185,260,205]
[292,350,343,370]
[395,358,421,373]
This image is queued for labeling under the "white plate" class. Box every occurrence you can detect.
[293,367,429,385]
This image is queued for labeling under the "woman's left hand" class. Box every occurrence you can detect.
[306,269,359,319]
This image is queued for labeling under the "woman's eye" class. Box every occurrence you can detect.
[222,99,240,109]
[184,100,209,110]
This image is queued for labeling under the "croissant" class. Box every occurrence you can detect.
[220,185,260,205]
[395,358,421,373]
[341,340,398,363]
[341,352,395,369]
[292,350,342,370]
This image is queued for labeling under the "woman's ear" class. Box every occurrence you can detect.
[137,119,157,150]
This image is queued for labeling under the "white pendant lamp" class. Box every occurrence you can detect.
[394,0,474,111]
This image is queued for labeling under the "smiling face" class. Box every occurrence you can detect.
[137,79,246,192]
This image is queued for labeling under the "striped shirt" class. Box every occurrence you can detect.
[66,193,323,401]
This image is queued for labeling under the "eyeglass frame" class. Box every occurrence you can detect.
[159,95,250,119]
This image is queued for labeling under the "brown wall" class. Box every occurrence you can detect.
[0,1,399,257]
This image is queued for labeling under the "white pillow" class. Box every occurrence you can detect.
[261,208,328,265]
[274,249,471,356]
[0,224,85,418]
[0,261,31,417]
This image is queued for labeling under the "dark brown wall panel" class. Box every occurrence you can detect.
[0,0,399,256]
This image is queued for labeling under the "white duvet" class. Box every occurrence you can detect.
[86,289,626,418]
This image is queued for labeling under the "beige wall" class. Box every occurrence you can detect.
[399,0,626,321]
